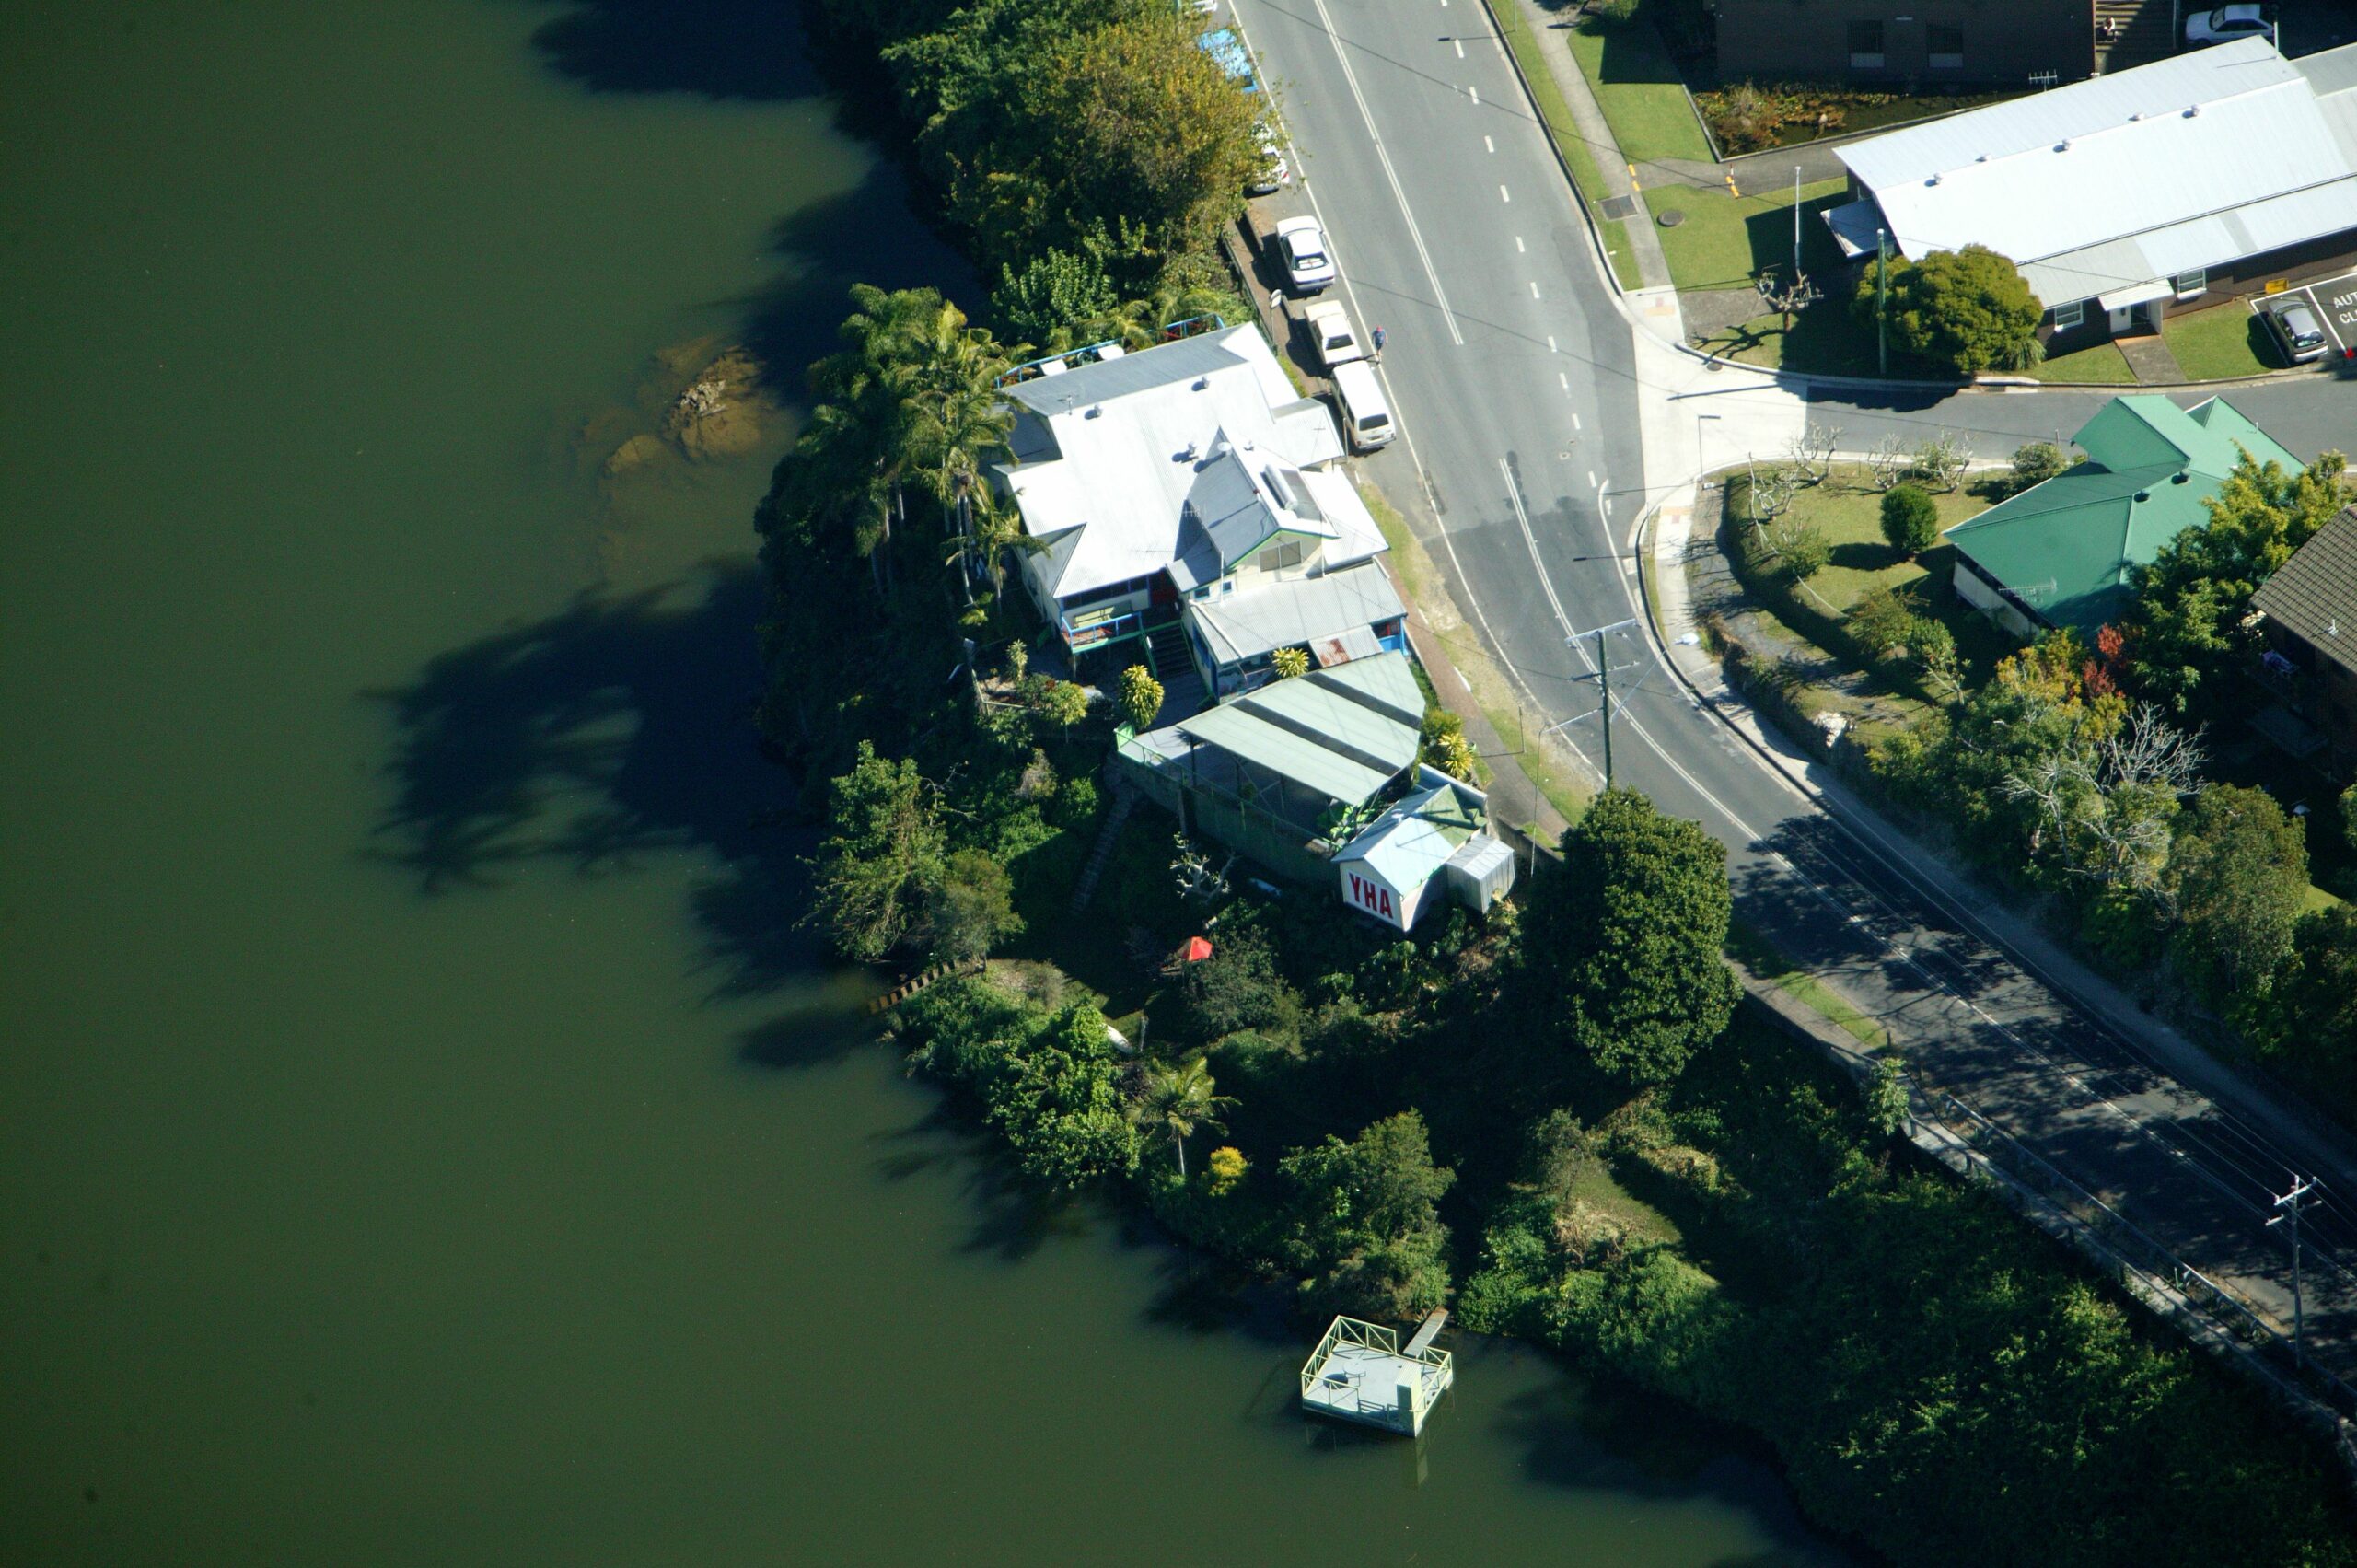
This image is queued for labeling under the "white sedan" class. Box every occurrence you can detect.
[2185,5,2275,45]
[1272,215,1336,294]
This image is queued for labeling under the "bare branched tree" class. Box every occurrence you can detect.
[1742,459,1801,526]
[1864,432,1910,493]
[2103,702,2207,795]
[1170,834,1233,906]
[1784,422,1841,486]
[1759,269,1820,331]
[1910,431,1970,494]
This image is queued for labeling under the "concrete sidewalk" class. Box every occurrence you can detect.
[1503,0,1674,294]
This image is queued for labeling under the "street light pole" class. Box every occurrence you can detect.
[1875,227,1890,377]
[1792,165,1803,288]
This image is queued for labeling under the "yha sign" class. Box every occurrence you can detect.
[1342,869,1401,927]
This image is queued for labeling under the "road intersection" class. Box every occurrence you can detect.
[1232,0,2357,1394]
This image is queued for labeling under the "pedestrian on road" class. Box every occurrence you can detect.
[1372,323,1387,359]
[1270,285,1285,317]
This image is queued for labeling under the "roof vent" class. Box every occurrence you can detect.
[2129,111,2143,122]
[2055,138,2072,151]
[1976,153,1989,162]
[2172,470,2190,484]
[2133,490,2150,503]
[1179,440,1199,461]
[2185,104,2200,117]
[1192,376,1211,390]
[1926,173,1941,186]
[1085,404,1102,419]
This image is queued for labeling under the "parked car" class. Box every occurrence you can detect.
[1331,361,1395,449]
[2185,5,2275,45]
[1301,299,1364,367]
[1272,215,1336,293]
[2261,297,2330,363]
[1197,27,1258,93]
[1247,124,1292,195]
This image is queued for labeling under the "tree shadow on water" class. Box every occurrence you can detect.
[528,0,826,101]
[368,561,872,1058]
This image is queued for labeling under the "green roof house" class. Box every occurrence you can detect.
[1945,395,2300,638]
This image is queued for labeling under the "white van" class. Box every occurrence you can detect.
[1331,361,1395,450]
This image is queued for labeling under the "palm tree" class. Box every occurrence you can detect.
[1130,1056,1236,1179]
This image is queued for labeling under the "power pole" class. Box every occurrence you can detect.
[1875,227,1889,377]
[2270,1175,2320,1373]
[1597,631,1613,790]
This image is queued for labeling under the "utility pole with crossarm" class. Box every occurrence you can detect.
[2270,1174,2320,1373]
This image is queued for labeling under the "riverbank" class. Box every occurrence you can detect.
[755,6,2357,1561]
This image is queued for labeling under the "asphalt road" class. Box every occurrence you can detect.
[1232,0,2357,1386]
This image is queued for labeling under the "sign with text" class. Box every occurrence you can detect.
[1342,868,1403,928]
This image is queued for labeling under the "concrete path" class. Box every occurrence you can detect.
[1504,0,1673,292]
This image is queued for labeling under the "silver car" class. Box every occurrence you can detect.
[2263,299,2330,364]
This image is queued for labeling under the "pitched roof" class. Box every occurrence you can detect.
[1833,38,2357,306]
[1944,395,2300,632]
[1166,651,1424,806]
[1188,560,1406,668]
[1333,774,1488,890]
[2254,506,2357,670]
[993,324,1344,601]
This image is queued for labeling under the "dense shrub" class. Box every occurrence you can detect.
[1878,482,1939,558]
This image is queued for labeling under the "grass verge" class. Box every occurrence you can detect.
[1643,179,1847,293]
[1363,479,1591,830]
[2164,301,2278,381]
[1725,919,1882,1047]
[2026,340,2137,385]
[1562,17,1713,164]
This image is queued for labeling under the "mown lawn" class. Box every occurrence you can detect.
[1724,462,2025,699]
[1645,179,1849,292]
[2165,300,2278,380]
[1695,302,1933,380]
[1563,17,1713,164]
[2026,340,2137,385]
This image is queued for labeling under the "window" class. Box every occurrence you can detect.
[1927,23,1962,68]
[1848,19,1885,68]
[2051,299,2085,330]
[2172,268,2207,299]
[1252,540,1307,574]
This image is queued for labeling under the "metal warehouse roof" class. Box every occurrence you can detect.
[1189,560,1405,668]
[1836,38,2357,302]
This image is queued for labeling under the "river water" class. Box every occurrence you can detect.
[0,3,1847,1562]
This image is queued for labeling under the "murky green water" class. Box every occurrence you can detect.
[0,3,1846,1562]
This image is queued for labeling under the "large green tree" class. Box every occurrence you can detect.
[1526,790,1739,1086]
[2164,784,2307,1005]
[1130,1055,1234,1178]
[2122,449,2348,719]
[989,1003,1141,1190]
[807,741,946,962]
[1854,244,2042,374]
[1278,1111,1456,1318]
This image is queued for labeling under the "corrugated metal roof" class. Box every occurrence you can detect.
[993,325,1344,601]
[2254,505,2357,668]
[2298,42,2357,99]
[1837,39,2357,296]
[1945,395,2301,632]
[1188,560,1406,668]
[1177,702,1397,804]
[1296,645,1424,726]
[1334,778,1482,889]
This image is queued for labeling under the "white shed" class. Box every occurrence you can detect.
[1333,770,1505,931]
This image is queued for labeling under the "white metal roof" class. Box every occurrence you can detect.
[992,324,1345,601]
[1837,39,2357,302]
[1187,559,1406,668]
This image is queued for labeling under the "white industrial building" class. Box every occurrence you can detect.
[1824,37,2357,343]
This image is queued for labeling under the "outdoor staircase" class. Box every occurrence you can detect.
[1069,780,1138,913]
[2094,0,2174,75]
[1144,619,1206,718]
